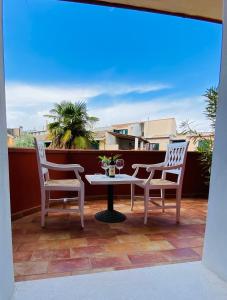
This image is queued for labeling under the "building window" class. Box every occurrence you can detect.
[172,139,186,143]
[150,143,159,150]
[113,129,128,135]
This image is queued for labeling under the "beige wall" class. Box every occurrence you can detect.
[147,138,170,151]
[173,134,214,151]
[99,141,119,150]
[99,140,105,150]
[7,135,14,147]
[144,118,176,139]
[7,127,21,138]
[105,144,119,150]
[99,134,214,152]
[111,122,142,136]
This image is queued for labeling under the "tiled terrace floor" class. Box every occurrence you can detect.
[12,198,207,282]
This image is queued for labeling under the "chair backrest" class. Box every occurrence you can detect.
[163,142,189,183]
[34,138,49,184]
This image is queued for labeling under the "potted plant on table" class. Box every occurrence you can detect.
[98,154,121,177]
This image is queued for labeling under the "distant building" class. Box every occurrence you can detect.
[7,126,23,138]
[93,118,213,151]
[171,132,214,151]
[7,127,23,147]
[27,129,51,147]
[143,118,176,150]
[6,127,51,148]
[93,118,177,151]
[7,134,14,147]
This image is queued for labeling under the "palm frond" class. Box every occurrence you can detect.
[73,136,89,149]
[45,100,98,149]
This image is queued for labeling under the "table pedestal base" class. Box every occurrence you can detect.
[95,209,126,223]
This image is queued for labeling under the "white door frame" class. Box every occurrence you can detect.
[202,0,227,281]
[0,0,14,299]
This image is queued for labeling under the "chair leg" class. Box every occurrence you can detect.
[45,191,50,216]
[41,189,46,228]
[79,186,85,229]
[144,187,149,225]
[131,184,135,211]
[176,189,181,224]
[161,189,165,213]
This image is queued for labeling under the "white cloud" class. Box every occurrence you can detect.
[89,96,210,132]
[5,81,169,108]
[6,110,48,130]
[5,82,99,107]
[5,81,210,132]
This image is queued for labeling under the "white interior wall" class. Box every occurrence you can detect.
[203,0,227,281]
[0,1,14,299]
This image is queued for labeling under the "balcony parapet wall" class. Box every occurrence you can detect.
[8,148,209,218]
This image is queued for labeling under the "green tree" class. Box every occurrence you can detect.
[204,87,218,129]
[180,87,218,184]
[14,133,35,148]
[45,101,99,149]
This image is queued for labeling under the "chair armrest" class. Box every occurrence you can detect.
[146,164,183,172]
[41,161,84,173]
[132,162,164,169]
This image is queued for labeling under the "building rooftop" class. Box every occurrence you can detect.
[108,131,148,142]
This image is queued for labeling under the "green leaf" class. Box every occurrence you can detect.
[45,101,99,149]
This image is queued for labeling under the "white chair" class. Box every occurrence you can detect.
[35,138,85,228]
[131,142,189,224]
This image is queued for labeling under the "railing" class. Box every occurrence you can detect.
[8,148,209,217]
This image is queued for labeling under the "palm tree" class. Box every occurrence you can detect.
[45,101,99,149]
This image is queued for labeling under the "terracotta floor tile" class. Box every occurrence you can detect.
[13,243,21,252]
[14,261,48,276]
[128,252,169,265]
[162,248,201,262]
[54,238,88,249]
[192,246,203,256]
[86,236,119,246]
[167,237,204,248]
[70,229,100,238]
[104,242,146,254]
[13,251,33,262]
[71,267,115,276]
[31,249,53,261]
[13,198,207,281]
[144,233,167,241]
[31,249,70,261]
[91,255,131,269]
[15,272,72,282]
[70,246,104,258]
[159,230,201,239]
[145,240,175,251]
[116,234,150,244]
[48,258,91,273]
[52,249,71,260]
[13,233,41,243]
[39,232,71,241]
[18,240,59,251]
[114,264,150,271]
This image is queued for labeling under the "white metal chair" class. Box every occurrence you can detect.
[35,138,85,228]
[131,142,189,224]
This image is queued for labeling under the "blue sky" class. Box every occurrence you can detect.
[4,0,222,130]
